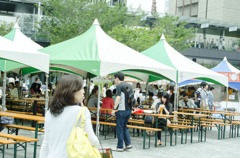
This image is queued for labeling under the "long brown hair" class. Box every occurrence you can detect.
[49,74,83,115]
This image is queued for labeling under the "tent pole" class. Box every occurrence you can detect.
[226,86,229,111]
[173,71,179,121]
[96,77,101,136]
[145,76,149,101]
[174,71,179,112]
[86,73,90,97]
[45,73,49,115]
[2,60,7,111]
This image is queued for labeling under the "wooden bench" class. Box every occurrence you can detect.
[0,133,38,158]
[1,124,44,135]
[6,110,43,117]
[0,138,16,158]
[91,120,161,149]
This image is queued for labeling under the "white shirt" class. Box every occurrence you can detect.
[39,106,99,158]
[89,84,94,93]
[109,85,116,92]
[151,98,161,109]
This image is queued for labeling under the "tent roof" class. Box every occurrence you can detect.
[0,23,45,73]
[40,19,176,81]
[211,57,240,73]
[141,34,228,87]
[0,36,49,73]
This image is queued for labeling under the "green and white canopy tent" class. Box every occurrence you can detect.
[0,36,49,111]
[0,23,43,72]
[40,19,177,135]
[1,23,52,110]
[141,34,228,110]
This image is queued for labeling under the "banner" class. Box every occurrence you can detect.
[218,72,240,82]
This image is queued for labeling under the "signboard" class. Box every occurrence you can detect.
[229,27,237,32]
[201,23,209,28]
[218,72,240,82]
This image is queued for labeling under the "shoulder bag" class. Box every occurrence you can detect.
[66,107,101,158]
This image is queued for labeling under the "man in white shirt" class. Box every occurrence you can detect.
[179,92,197,109]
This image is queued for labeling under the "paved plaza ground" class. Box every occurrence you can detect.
[1,125,240,158]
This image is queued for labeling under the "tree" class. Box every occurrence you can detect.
[38,0,138,44]
[108,15,196,52]
[0,21,14,36]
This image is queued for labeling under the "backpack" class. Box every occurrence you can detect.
[126,86,134,109]
[195,89,201,100]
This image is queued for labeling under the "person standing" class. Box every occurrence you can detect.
[111,72,133,152]
[39,75,99,158]
[208,87,215,110]
[199,82,209,110]
[222,39,225,50]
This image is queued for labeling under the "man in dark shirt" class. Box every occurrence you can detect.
[111,72,133,152]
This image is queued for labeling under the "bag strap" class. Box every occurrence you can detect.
[74,107,86,128]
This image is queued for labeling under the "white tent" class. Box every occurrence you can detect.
[142,34,228,87]
[5,23,43,50]
[40,19,177,81]
[0,36,49,111]
[40,19,177,136]
[0,36,49,73]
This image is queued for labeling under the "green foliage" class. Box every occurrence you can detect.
[108,14,196,52]
[0,21,14,36]
[38,0,134,44]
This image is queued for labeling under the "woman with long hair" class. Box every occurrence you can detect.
[39,75,99,158]
[155,92,173,146]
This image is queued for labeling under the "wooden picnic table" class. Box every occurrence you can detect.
[0,112,44,158]
[24,98,45,116]
[173,111,209,143]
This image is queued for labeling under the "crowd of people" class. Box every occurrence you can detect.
[0,71,223,156]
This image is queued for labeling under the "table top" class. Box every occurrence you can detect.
[133,113,177,118]
[172,111,210,117]
[0,112,45,123]
[24,98,45,102]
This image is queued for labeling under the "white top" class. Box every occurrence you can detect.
[151,98,161,109]
[109,85,116,92]
[39,106,99,158]
[102,87,107,98]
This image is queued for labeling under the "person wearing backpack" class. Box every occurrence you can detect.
[111,72,133,152]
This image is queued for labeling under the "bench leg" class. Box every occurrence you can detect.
[2,144,5,158]
[143,130,146,149]
[198,126,201,142]
[175,130,177,145]
[170,130,173,146]
[181,129,183,144]
[185,130,187,144]
[14,143,17,158]
[165,129,167,146]
[33,122,38,158]
[24,142,27,158]
[155,130,157,147]
[237,125,239,137]
[204,127,207,142]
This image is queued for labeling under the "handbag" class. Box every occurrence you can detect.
[144,115,155,124]
[66,107,101,158]
[99,148,113,158]
[0,116,14,124]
